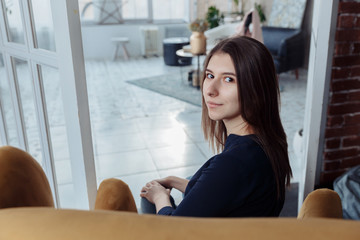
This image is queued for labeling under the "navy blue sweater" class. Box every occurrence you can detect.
[158,134,283,217]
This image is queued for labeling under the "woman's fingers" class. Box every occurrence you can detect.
[141,186,149,193]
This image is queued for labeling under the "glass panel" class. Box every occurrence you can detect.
[123,0,148,19]
[39,64,73,208]
[153,0,185,20]
[3,0,25,43]
[0,53,20,147]
[79,0,94,21]
[30,0,56,51]
[13,57,42,164]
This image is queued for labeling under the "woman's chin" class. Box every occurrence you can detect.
[208,114,222,121]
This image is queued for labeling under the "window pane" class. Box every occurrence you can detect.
[40,64,73,208]
[3,0,25,43]
[30,0,56,51]
[13,57,42,163]
[123,0,148,19]
[0,53,19,147]
[79,0,94,21]
[153,0,185,20]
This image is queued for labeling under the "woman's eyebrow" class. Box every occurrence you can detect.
[205,69,236,76]
[222,72,236,76]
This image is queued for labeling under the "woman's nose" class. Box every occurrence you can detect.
[205,79,219,97]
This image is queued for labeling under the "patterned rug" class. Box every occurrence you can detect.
[126,74,202,107]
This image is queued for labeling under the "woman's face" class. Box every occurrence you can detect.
[203,52,242,124]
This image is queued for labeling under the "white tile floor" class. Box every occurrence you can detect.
[70,57,306,210]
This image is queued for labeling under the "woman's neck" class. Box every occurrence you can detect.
[223,117,254,136]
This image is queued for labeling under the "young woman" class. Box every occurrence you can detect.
[140,36,292,217]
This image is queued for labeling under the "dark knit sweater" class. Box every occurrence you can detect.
[158,134,283,217]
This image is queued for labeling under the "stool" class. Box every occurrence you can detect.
[111,37,130,61]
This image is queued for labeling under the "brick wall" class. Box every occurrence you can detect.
[321,0,360,187]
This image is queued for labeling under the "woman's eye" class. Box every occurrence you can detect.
[224,77,234,83]
[206,73,214,79]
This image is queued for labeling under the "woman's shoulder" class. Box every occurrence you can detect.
[214,134,269,169]
[223,134,263,154]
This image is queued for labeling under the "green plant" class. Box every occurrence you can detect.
[206,6,224,29]
[233,0,239,5]
[255,3,266,23]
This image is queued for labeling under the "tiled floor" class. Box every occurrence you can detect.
[84,57,210,207]
[62,56,306,209]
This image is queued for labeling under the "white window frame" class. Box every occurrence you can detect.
[0,0,97,209]
[298,0,339,210]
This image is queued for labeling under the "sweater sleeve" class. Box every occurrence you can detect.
[157,152,251,217]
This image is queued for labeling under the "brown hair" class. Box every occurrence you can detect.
[201,36,292,200]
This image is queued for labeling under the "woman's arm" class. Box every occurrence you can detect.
[156,176,190,193]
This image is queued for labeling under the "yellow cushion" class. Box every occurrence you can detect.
[298,188,342,219]
[95,178,137,212]
[0,146,54,208]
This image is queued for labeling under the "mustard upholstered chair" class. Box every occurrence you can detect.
[1,146,359,240]
[0,145,343,217]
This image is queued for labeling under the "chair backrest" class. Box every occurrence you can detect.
[298,188,343,219]
[0,146,54,209]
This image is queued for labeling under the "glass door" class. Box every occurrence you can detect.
[0,0,97,209]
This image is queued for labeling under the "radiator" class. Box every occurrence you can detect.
[140,26,159,57]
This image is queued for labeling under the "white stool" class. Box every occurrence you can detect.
[111,37,130,61]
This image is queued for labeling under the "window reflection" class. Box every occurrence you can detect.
[30,0,56,51]
[3,0,25,43]
[13,57,43,164]
[0,53,20,147]
[39,64,73,208]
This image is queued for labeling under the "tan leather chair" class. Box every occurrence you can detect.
[0,145,344,217]
[1,146,359,240]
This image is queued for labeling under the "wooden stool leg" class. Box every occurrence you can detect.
[121,43,130,60]
[113,43,120,61]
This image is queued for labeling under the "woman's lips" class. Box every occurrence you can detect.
[207,101,222,108]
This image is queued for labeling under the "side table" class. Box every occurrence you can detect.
[176,49,205,87]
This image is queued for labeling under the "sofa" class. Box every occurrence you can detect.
[0,146,359,239]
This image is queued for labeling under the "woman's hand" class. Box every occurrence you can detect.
[140,180,171,204]
[156,176,190,193]
[155,177,172,190]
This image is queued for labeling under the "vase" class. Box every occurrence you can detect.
[190,32,206,55]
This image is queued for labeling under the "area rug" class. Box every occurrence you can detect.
[126,74,202,107]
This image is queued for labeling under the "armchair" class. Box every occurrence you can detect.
[1,146,359,240]
[262,26,305,78]
[262,0,308,78]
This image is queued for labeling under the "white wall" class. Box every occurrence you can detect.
[81,23,191,60]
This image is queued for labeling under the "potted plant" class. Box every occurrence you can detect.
[189,19,209,55]
[255,3,266,23]
[206,6,224,29]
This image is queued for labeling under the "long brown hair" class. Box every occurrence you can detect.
[201,36,292,200]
